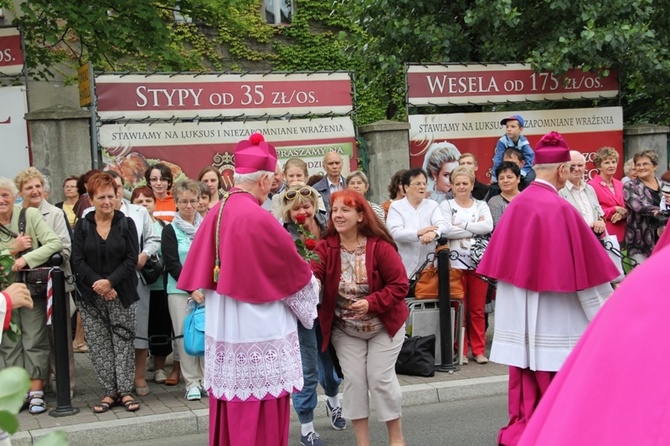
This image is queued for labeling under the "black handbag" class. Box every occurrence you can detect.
[395,335,436,377]
[141,253,164,285]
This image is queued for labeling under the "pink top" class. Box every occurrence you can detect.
[588,173,626,242]
[519,243,670,445]
[477,181,619,292]
[177,189,313,303]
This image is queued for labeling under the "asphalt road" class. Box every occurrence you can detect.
[114,395,507,446]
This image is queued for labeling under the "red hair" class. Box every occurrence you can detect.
[131,186,155,203]
[325,190,396,248]
[86,173,118,197]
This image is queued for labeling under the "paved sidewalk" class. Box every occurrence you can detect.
[12,341,508,445]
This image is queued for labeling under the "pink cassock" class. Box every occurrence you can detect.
[519,244,670,445]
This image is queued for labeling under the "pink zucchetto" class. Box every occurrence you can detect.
[533,131,571,165]
[234,133,278,174]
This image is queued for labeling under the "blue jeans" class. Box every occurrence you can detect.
[292,319,342,424]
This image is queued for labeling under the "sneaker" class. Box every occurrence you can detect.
[300,431,325,446]
[185,386,202,401]
[326,400,346,430]
[200,385,208,397]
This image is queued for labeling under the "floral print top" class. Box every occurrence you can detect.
[334,240,383,334]
[624,177,666,257]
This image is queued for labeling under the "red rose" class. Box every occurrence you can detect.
[305,238,317,250]
[295,214,306,224]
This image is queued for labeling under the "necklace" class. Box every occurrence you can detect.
[0,229,11,243]
[500,192,518,202]
[341,236,365,253]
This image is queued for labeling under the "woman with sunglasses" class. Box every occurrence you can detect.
[162,179,205,401]
[312,190,408,446]
[281,184,344,445]
[271,158,326,221]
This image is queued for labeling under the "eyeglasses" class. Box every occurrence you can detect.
[177,199,198,206]
[284,187,315,202]
[150,177,168,183]
[635,162,653,168]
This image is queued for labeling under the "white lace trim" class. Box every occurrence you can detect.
[205,332,303,401]
[282,276,319,329]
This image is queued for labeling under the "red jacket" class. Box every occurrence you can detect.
[312,235,409,352]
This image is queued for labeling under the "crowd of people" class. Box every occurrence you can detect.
[0,114,668,446]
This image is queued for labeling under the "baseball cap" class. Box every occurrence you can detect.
[500,114,525,127]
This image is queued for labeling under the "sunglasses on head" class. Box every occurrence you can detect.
[284,187,314,201]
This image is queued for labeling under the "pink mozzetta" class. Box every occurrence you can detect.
[177,189,313,303]
[477,181,619,292]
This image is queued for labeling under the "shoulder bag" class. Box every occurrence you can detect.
[184,302,205,356]
[395,334,435,377]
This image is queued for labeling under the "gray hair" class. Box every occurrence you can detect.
[346,171,369,186]
[234,170,273,184]
[533,162,564,172]
[0,177,18,197]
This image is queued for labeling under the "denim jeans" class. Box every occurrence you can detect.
[292,319,342,424]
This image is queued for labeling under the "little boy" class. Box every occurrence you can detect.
[492,114,534,182]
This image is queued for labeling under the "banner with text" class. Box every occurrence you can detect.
[0,86,30,177]
[0,28,24,76]
[95,72,353,120]
[99,117,356,191]
[409,107,624,190]
[407,64,618,106]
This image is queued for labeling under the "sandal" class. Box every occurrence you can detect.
[93,394,118,414]
[73,343,89,353]
[120,394,140,412]
[28,391,47,415]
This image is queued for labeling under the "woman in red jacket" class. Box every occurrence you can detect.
[312,190,408,446]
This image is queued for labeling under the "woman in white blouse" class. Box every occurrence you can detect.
[440,166,493,365]
[387,168,448,279]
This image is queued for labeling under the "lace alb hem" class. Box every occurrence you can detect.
[205,332,304,401]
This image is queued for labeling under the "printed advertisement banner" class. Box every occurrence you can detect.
[95,72,353,120]
[409,107,624,189]
[99,117,356,191]
[0,86,30,178]
[0,28,24,76]
[407,64,618,106]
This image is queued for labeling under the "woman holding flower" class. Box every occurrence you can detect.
[281,184,344,444]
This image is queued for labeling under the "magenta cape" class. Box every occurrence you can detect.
[653,227,670,254]
[177,189,313,303]
[477,181,619,292]
[519,244,670,445]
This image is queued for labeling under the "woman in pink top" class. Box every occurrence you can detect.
[587,147,627,242]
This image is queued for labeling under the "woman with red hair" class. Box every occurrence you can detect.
[312,190,408,446]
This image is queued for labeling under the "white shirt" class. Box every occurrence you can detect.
[564,180,595,225]
[387,197,449,277]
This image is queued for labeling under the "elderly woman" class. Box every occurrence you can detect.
[281,184,344,444]
[487,162,522,228]
[162,179,205,401]
[440,166,493,365]
[622,158,637,184]
[387,168,448,279]
[588,147,627,243]
[72,173,140,413]
[197,166,224,206]
[423,141,462,203]
[0,177,62,414]
[145,163,176,222]
[624,150,668,265]
[15,167,76,398]
[346,171,386,223]
[312,190,408,446]
[381,169,407,218]
[131,186,181,386]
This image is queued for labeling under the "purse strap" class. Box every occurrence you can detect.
[213,190,247,283]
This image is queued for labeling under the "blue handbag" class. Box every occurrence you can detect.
[183,303,205,357]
